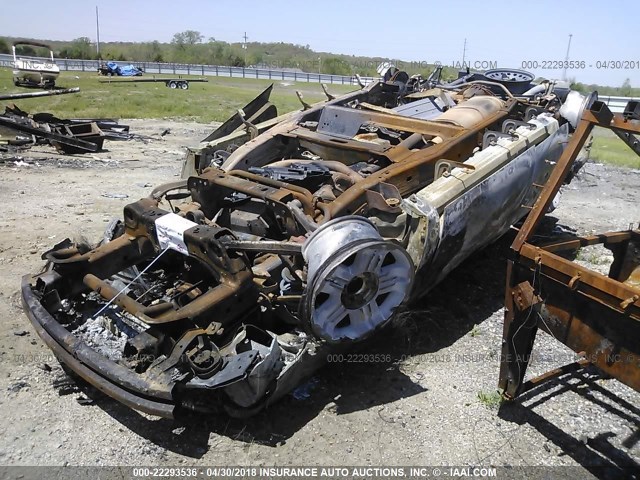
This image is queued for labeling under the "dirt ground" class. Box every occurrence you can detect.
[0,120,638,476]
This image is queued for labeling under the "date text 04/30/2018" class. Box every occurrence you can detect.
[521,60,639,70]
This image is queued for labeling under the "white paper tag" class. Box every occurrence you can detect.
[155,213,198,256]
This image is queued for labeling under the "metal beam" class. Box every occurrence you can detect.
[0,87,80,101]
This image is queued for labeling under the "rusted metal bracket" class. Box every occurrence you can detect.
[295,91,311,110]
[511,281,541,312]
[237,109,259,140]
[321,83,335,101]
[201,84,277,143]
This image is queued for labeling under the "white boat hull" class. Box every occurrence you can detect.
[13,59,60,86]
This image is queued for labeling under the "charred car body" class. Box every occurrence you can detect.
[22,68,593,418]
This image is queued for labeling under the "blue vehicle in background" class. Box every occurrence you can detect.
[98,61,143,77]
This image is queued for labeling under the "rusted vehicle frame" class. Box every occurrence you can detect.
[499,100,640,398]
[21,70,586,418]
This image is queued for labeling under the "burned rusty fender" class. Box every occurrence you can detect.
[22,68,588,418]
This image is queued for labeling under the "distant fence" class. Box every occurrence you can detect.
[1,54,638,113]
[0,53,374,86]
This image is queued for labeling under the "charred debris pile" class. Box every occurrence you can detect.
[0,104,130,155]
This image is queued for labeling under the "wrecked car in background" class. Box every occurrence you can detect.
[21,67,594,418]
[98,61,144,77]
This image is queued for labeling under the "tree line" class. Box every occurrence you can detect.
[0,33,637,95]
[0,32,462,79]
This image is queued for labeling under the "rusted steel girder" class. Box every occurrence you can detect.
[500,101,640,399]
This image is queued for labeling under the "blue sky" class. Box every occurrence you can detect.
[1,0,638,86]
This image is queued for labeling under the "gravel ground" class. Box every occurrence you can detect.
[0,120,638,477]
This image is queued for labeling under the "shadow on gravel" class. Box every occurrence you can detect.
[80,364,428,457]
[498,366,640,479]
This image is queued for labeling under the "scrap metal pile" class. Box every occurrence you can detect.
[0,104,130,154]
[21,67,602,418]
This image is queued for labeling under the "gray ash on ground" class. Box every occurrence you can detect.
[72,314,127,362]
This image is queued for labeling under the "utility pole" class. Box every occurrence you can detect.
[318,56,321,75]
[95,6,101,58]
[563,34,573,81]
[242,31,248,67]
[462,38,467,67]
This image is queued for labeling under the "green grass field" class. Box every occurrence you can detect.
[0,69,356,123]
[590,127,640,169]
[2,69,638,169]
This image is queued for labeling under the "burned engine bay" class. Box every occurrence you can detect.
[22,69,593,418]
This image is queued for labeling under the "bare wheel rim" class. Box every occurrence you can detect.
[305,240,413,342]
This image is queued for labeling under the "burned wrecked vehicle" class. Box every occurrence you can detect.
[22,69,592,418]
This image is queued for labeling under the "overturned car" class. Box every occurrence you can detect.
[22,69,593,418]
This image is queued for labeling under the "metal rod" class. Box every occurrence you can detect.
[0,87,80,101]
[221,239,303,254]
